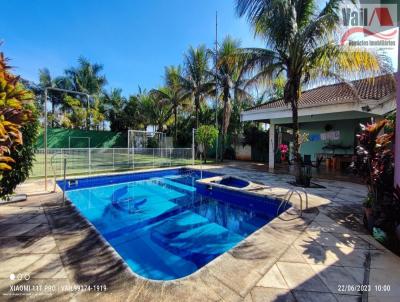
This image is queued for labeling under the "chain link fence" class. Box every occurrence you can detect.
[31,148,194,179]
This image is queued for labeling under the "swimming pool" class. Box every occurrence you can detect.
[60,168,290,280]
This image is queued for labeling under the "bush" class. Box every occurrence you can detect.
[196,125,218,163]
[353,118,399,240]
[0,106,39,197]
[0,52,37,198]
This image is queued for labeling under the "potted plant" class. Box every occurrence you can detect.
[279,144,288,162]
[394,186,400,242]
[353,118,400,249]
[362,193,374,231]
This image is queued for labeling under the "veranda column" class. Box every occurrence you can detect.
[269,122,275,170]
[395,42,400,186]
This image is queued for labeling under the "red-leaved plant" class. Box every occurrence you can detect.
[353,119,398,232]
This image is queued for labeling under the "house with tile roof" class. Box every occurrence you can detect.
[240,74,397,171]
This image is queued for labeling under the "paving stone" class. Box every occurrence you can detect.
[243,293,253,302]
[329,233,370,250]
[336,246,368,268]
[370,250,400,269]
[310,264,362,295]
[304,230,355,248]
[279,246,308,263]
[292,290,337,302]
[0,206,44,216]
[313,213,337,222]
[293,242,342,266]
[307,221,354,235]
[195,268,243,302]
[335,294,362,302]
[368,296,400,302]
[207,252,264,297]
[0,213,47,225]
[357,235,386,250]
[0,253,67,279]
[231,230,290,270]
[0,224,50,237]
[369,267,400,298]
[250,286,295,302]
[257,264,288,289]
[276,262,330,292]
[343,266,365,284]
[0,235,58,255]
[54,229,105,254]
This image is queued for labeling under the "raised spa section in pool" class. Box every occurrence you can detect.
[215,176,250,188]
[59,168,290,280]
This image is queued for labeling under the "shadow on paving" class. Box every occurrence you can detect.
[259,205,396,302]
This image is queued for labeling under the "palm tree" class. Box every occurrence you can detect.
[38,68,73,127]
[65,56,107,129]
[236,0,384,183]
[150,66,189,144]
[213,36,251,161]
[102,88,126,131]
[139,92,172,132]
[180,45,214,129]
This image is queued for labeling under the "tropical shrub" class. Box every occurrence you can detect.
[196,125,218,163]
[0,52,36,197]
[353,118,399,243]
[0,106,39,197]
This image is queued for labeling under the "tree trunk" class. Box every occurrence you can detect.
[195,95,199,129]
[51,100,55,128]
[285,74,302,184]
[291,99,302,182]
[221,90,231,162]
[174,105,177,145]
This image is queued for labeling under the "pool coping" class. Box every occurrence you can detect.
[55,167,317,295]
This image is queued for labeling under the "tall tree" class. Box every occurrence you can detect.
[150,66,189,144]
[213,36,251,161]
[236,0,384,183]
[102,88,126,131]
[139,91,173,132]
[38,68,72,127]
[65,56,107,129]
[180,46,214,129]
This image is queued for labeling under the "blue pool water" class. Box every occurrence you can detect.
[60,168,289,280]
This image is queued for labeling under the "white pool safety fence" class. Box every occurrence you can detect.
[31,148,194,181]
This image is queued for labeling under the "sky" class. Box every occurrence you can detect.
[1,1,397,98]
[0,0,263,97]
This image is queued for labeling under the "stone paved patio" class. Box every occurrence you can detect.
[1,166,399,301]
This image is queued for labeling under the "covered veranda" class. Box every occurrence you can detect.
[240,74,396,179]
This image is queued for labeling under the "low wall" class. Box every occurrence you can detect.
[235,145,251,161]
[35,128,127,148]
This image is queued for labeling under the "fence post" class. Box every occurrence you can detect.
[192,128,195,166]
[88,148,91,175]
[132,147,135,170]
[170,148,172,167]
[153,148,155,168]
[112,148,115,171]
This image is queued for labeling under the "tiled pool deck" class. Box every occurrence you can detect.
[1,166,399,301]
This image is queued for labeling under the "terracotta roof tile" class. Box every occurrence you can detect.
[246,73,396,112]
